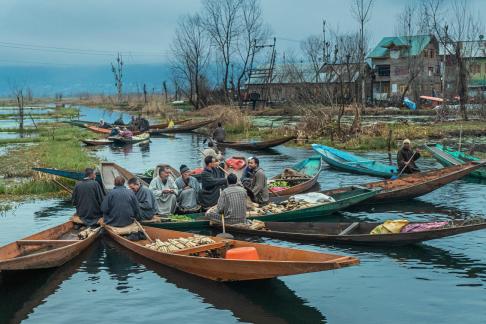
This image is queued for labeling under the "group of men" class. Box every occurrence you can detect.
[99,115,150,139]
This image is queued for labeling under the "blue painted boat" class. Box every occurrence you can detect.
[311,144,398,178]
[424,144,486,179]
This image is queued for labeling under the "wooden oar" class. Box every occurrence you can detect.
[216,213,234,239]
[135,220,154,243]
[396,150,418,178]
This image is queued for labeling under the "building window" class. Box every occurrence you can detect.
[428,67,434,77]
[399,85,407,94]
[470,63,481,74]
[424,50,428,58]
[376,65,390,77]
[429,49,435,58]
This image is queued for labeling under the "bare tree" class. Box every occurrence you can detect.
[352,0,374,114]
[202,0,243,99]
[424,0,483,120]
[394,3,430,105]
[13,88,25,134]
[170,14,211,110]
[235,0,270,103]
[301,35,323,83]
[111,53,124,105]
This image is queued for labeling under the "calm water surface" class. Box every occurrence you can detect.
[1,109,486,323]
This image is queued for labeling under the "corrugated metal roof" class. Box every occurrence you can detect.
[368,35,433,59]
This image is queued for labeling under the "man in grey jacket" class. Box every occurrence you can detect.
[247,157,269,205]
[101,176,141,227]
[128,177,157,220]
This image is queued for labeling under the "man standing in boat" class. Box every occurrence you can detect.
[247,157,269,205]
[149,166,179,215]
[72,168,105,227]
[397,139,421,174]
[175,164,201,212]
[127,177,157,220]
[206,173,247,225]
[101,176,140,226]
[199,156,227,208]
[201,141,223,166]
[212,122,226,143]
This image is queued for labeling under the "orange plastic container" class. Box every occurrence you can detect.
[225,247,260,260]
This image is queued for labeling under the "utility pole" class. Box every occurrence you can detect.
[322,19,327,64]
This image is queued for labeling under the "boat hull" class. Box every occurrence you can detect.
[217,136,296,150]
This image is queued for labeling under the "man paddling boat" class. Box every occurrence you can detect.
[206,173,247,225]
[72,168,104,226]
[397,139,421,174]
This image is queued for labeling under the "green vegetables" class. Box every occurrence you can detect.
[169,214,195,222]
[269,180,289,188]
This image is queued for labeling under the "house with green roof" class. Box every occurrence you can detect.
[368,35,441,102]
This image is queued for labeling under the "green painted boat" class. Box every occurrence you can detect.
[142,187,381,230]
[424,144,486,179]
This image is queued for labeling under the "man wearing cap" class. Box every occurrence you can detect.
[175,164,201,212]
[397,139,421,174]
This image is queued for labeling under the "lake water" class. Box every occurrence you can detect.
[0,108,486,323]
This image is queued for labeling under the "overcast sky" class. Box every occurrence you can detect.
[0,0,484,66]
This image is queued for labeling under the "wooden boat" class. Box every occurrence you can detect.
[108,132,150,144]
[269,156,321,197]
[81,138,114,146]
[105,225,359,281]
[217,136,296,150]
[142,187,381,230]
[312,144,398,178]
[86,125,141,136]
[33,167,89,181]
[100,162,148,191]
[274,161,486,203]
[149,119,216,135]
[218,219,486,246]
[149,119,191,129]
[424,143,486,179]
[0,221,101,271]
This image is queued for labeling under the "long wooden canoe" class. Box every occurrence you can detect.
[312,144,399,178]
[150,119,191,129]
[217,136,296,150]
[275,161,486,204]
[149,119,216,135]
[143,187,381,230]
[0,221,101,271]
[82,138,114,146]
[269,156,321,197]
[424,143,486,179]
[108,132,150,145]
[217,220,486,246]
[100,162,148,191]
[105,225,359,281]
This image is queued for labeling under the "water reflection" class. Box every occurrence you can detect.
[104,238,327,323]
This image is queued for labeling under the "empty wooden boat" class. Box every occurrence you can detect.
[275,161,486,203]
[81,138,114,146]
[424,143,486,179]
[217,219,486,246]
[217,136,296,150]
[312,144,398,178]
[105,225,359,281]
[149,119,216,135]
[99,162,148,191]
[0,221,101,271]
[269,156,322,197]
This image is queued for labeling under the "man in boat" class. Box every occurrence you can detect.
[201,141,223,166]
[113,116,125,126]
[138,116,150,132]
[246,157,269,205]
[101,176,141,227]
[199,155,227,208]
[240,157,254,188]
[175,164,201,212]
[212,122,226,143]
[149,166,179,215]
[99,119,109,129]
[109,126,120,136]
[127,177,157,220]
[397,139,421,174]
[72,168,105,227]
[206,173,247,225]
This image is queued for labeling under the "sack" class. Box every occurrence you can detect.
[105,222,141,235]
[370,220,409,235]
[290,192,336,204]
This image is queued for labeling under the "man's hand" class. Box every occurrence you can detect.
[162,189,174,194]
[415,148,420,153]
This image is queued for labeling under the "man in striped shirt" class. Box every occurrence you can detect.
[207,173,248,225]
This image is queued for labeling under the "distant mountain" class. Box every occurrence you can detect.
[0,64,172,97]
